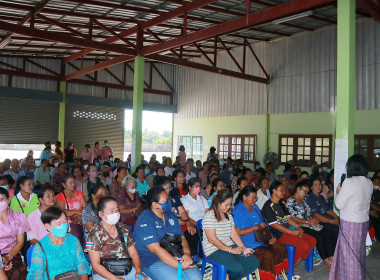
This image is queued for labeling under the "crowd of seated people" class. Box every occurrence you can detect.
[1,142,379,280]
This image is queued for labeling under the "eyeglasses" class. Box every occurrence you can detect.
[217,184,226,187]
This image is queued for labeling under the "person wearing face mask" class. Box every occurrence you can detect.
[0,187,29,280]
[86,196,147,280]
[101,140,114,161]
[56,175,87,248]
[99,165,113,187]
[83,184,107,232]
[320,162,330,181]
[110,166,128,198]
[82,164,106,202]
[26,206,91,280]
[219,163,234,186]
[135,166,150,197]
[27,187,57,246]
[34,159,50,189]
[64,142,75,164]
[134,187,202,280]
[117,177,141,228]
[0,175,10,192]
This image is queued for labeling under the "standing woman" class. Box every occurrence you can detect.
[64,142,75,164]
[329,155,373,280]
[56,175,87,248]
[178,145,186,167]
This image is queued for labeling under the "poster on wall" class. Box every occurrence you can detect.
[333,138,348,193]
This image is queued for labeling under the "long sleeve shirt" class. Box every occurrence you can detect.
[335,176,373,222]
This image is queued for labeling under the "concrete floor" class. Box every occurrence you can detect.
[293,243,380,280]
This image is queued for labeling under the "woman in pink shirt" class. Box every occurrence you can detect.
[72,166,87,192]
[27,186,56,245]
[101,140,113,161]
[0,188,29,280]
[80,144,94,163]
[56,175,87,248]
[92,141,102,160]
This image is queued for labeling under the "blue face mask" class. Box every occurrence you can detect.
[95,162,100,167]
[158,200,172,213]
[83,164,88,170]
[256,165,261,170]
[104,143,108,147]
[100,160,104,164]
[145,169,150,175]
[0,185,9,190]
[51,223,68,238]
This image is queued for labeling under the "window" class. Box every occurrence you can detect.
[178,136,203,161]
[218,134,256,163]
[354,135,380,171]
[278,135,332,167]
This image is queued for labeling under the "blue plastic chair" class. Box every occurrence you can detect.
[27,245,35,268]
[285,244,314,279]
[196,219,257,280]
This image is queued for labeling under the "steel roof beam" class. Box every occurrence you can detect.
[0,20,137,56]
[0,0,53,46]
[356,0,380,22]
[63,0,220,63]
[141,0,335,56]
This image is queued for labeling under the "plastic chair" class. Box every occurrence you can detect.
[27,245,35,268]
[285,245,314,279]
[196,219,258,280]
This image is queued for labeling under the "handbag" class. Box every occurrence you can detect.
[100,225,133,276]
[253,207,272,243]
[37,241,80,280]
[159,233,184,260]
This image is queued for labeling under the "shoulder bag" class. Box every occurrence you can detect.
[253,208,272,243]
[100,225,133,276]
[37,241,80,280]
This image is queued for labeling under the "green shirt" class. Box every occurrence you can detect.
[10,193,40,217]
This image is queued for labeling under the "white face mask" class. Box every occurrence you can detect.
[128,188,136,194]
[374,185,379,190]
[322,167,328,172]
[0,201,8,211]
[103,212,120,225]
[54,162,59,167]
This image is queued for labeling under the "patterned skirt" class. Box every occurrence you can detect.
[329,219,369,280]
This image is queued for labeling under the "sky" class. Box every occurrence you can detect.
[124,110,173,134]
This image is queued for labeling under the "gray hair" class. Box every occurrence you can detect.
[121,176,137,188]
[146,175,155,185]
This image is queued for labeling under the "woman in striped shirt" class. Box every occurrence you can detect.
[202,189,260,280]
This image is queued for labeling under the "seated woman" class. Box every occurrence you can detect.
[72,166,87,192]
[134,187,202,280]
[173,169,187,196]
[287,181,336,269]
[202,189,259,280]
[0,188,29,280]
[233,185,288,280]
[109,166,128,198]
[52,163,66,194]
[262,182,316,266]
[204,172,218,199]
[135,166,150,197]
[10,176,40,216]
[56,175,87,248]
[99,165,113,188]
[27,187,56,245]
[255,176,271,210]
[117,177,141,227]
[320,183,334,211]
[232,176,249,206]
[207,178,226,207]
[86,197,147,280]
[305,178,339,243]
[26,206,91,280]
[82,184,107,232]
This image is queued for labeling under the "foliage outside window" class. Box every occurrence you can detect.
[178,136,203,161]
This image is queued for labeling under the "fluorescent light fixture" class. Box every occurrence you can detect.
[0,37,12,49]
[272,11,313,25]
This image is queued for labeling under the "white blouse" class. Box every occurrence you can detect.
[335,176,373,222]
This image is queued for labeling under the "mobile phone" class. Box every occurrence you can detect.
[34,159,41,167]
[340,173,346,185]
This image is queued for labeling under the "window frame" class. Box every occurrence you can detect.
[278,134,333,168]
[178,135,203,161]
[354,134,380,172]
[217,134,257,163]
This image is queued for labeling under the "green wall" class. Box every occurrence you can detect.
[173,109,380,171]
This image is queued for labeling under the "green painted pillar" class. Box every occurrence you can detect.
[131,56,145,172]
[334,0,356,208]
[58,81,66,145]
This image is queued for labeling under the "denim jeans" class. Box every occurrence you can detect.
[143,260,202,280]
[93,267,137,280]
